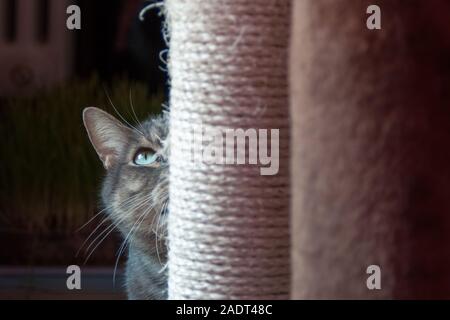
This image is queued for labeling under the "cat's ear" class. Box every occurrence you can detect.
[83,107,133,170]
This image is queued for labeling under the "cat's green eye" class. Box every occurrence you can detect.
[133,149,158,166]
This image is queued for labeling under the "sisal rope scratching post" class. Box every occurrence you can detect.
[291,0,450,298]
[166,0,291,299]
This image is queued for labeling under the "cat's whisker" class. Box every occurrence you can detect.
[147,201,165,264]
[155,201,168,266]
[83,205,140,265]
[153,133,162,145]
[76,193,144,257]
[103,85,145,136]
[113,202,153,286]
[157,202,168,235]
[77,192,142,247]
[129,87,146,134]
[82,196,151,263]
[158,261,169,274]
[76,193,142,232]
[149,203,160,236]
[113,198,158,284]
[154,208,163,265]
[135,203,159,247]
[162,102,170,113]
[76,208,107,233]
[83,222,120,265]
[76,216,111,258]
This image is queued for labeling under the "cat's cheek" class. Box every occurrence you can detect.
[127,179,145,193]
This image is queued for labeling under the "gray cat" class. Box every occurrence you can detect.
[82,107,169,299]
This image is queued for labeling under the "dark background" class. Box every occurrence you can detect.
[0,0,167,299]
[75,0,167,93]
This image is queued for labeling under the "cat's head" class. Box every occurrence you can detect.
[83,107,169,257]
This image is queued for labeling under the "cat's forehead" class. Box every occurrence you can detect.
[133,114,169,146]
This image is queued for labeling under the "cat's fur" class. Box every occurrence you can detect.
[83,107,169,299]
